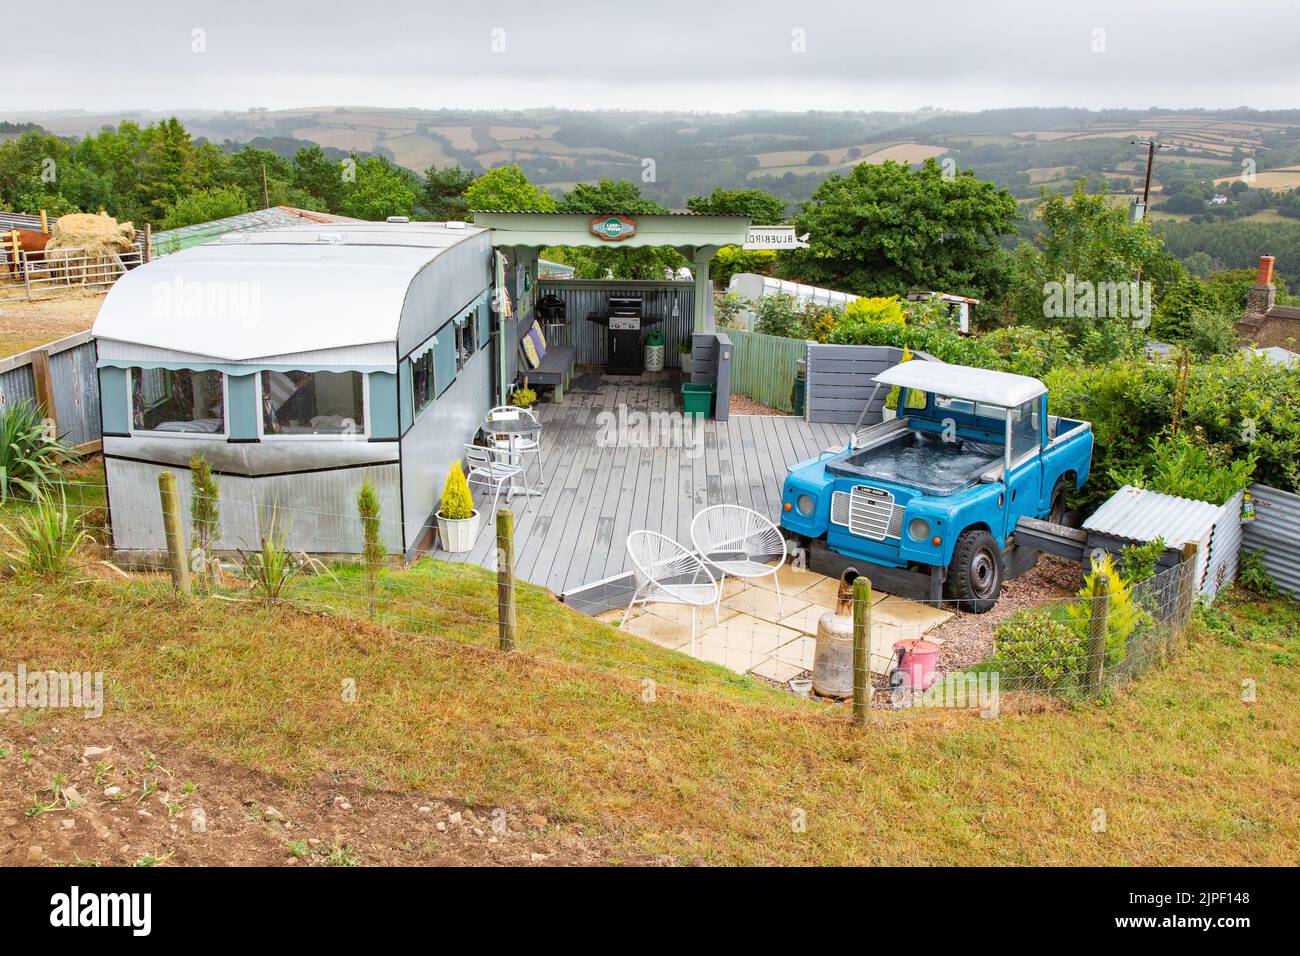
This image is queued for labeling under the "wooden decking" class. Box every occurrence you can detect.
[432,368,850,596]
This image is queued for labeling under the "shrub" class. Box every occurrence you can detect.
[238,504,302,602]
[0,400,79,503]
[439,460,475,520]
[990,607,1084,691]
[510,381,537,408]
[189,453,220,581]
[753,293,833,339]
[3,490,89,577]
[1110,433,1255,504]
[1237,548,1279,597]
[356,478,384,620]
[841,295,906,326]
[1064,553,1147,663]
[1120,536,1166,584]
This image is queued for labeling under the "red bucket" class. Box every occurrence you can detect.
[893,638,940,690]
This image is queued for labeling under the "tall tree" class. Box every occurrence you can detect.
[338,156,416,221]
[421,164,477,220]
[686,187,787,223]
[464,164,557,213]
[555,179,685,280]
[780,159,1019,300]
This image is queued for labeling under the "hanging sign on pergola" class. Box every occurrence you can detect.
[743,226,809,250]
[589,215,638,241]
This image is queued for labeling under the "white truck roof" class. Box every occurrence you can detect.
[873,360,1046,407]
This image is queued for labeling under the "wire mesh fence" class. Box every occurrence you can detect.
[0,245,145,302]
[1,472,1204,719]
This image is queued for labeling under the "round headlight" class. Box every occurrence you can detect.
[796,494,816,517]
[908,517,931,541]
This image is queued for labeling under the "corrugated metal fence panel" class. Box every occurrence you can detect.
[1202,491,1243,604]
[726,329,806,414]
[48,339,101,446]
[537,280,695,367]
[1243,482,1300,600]
[0,362,37,411]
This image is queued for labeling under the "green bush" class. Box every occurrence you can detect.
[989,607,1084,691]
[1120,536,1167,584]
[238,504,302,602]
[357,478,384,620]
[3,490,89,577]
[0,400,79,503]
[189,453,220,581]
[1109,434,1255,504]
[439,460,475,520]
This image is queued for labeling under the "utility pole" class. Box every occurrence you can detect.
[261,162,270,208]
[1131,139,1171,288]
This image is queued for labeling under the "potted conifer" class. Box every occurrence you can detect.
[436,459,479,553]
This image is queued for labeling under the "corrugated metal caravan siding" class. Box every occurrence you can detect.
[536,281,695,367]
[1243,483,1300,600]
[106,457,403,554]
[400,347,494,551]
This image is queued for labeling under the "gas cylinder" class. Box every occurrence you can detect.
[812,567,860,699]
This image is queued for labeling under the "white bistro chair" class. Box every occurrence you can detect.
[690,504,788,617]
[485,405,543,486]
[621,531,721,654]
[463,443,525,517]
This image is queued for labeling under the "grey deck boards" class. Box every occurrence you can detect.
[430,368,849,596]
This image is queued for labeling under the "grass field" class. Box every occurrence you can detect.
[1,490,1296,864]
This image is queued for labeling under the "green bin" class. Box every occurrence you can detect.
[681,382,715,417]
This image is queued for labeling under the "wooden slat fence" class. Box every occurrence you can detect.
[726,328,807,414]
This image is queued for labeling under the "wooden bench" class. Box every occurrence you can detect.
[520,344,575,403]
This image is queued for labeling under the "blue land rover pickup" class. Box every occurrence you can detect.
[780,361,1093,611]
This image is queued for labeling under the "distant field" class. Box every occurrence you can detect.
[751,141,948,177]
[295,125,379,151]
[1216,166,1300,191]
[383,133,460,170]
[430,125,479,150]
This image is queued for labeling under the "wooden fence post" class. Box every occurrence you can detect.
[30,348,57,429]
[496,507,517,652]
[1085,572,1110,694]
[158,471,190,595]
[851,576,872,724]
[144,223,152,263]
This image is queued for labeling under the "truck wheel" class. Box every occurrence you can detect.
[1049,478,1068,525]
[946,529,1003,613]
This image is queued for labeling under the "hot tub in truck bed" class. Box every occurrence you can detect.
[780,361,1094,611]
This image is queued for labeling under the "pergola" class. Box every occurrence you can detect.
[471,211,752,334]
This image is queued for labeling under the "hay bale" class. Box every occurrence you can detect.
[46,213,135,283]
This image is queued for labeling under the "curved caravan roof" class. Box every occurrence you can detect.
[873,360,1046,407]
[93,222,490,368]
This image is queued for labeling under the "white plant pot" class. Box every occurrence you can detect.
[437,510,480,553]
[679,352,693,375]
[882,407,897,421]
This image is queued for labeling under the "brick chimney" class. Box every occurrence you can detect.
[1247,255,1276,316]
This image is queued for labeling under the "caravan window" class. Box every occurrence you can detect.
[411,346,435,415]
[131,368,226,435]
[261,370,366,437]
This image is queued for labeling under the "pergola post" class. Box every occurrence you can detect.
[692,245,716,333]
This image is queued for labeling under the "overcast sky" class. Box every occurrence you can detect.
[4,0,1297,115]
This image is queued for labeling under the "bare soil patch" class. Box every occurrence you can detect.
[0,715,644,867]
[0,288,104,358]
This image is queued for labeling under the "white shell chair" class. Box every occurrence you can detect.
[622,531,721,654]
[690,505,788,617]
[486,405,543,486]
